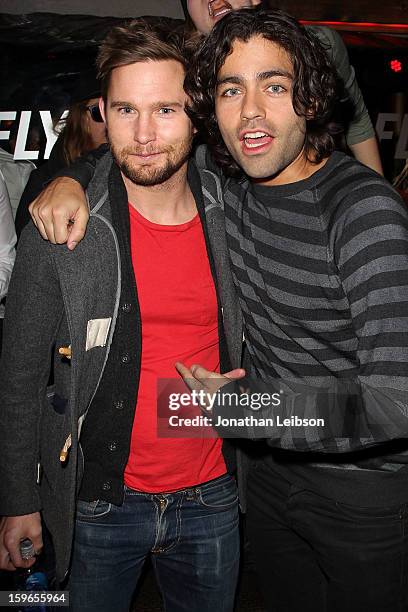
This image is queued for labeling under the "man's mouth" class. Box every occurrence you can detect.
[131,151,163,158]
[240,130,274,151]
[208,1,232,19]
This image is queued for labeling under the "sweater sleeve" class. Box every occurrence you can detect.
[333,179,408,433]
[308,25,375,146]
[53,144,109,189]
[0,224,63,515]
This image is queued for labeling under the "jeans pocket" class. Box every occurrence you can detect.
[76,499,112,521]
[197,475,239,509]
[335,500,401,522]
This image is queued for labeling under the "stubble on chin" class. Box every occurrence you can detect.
[110,142,192,187]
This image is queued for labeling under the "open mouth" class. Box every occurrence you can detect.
[240,130,274,150]
[208,1,233,19]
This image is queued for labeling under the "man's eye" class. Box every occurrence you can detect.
[119,107,133,114]
[267,85,285,94]
[158,108,175,114]
[221,87,240,97]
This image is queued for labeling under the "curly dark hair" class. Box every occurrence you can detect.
[185,8,340,177]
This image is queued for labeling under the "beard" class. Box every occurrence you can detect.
[110,139,192,187]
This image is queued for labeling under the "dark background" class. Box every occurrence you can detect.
[0,0,407,181]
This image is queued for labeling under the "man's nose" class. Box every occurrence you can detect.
[133,114,156,144]
[240,89,265,122]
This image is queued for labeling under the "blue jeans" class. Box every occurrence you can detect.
[68,473,240,612]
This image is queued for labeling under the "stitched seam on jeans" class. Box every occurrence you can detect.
[151,498,161,551]
[76,500,112,520]
[198,488,238,509]
[158,494,183,553]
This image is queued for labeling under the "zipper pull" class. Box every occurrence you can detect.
[60,434,72,462]
[58,345,72,360]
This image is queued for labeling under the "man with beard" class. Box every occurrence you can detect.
[0,20,242,612]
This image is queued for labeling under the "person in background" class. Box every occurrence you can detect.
[0,147,35,221]
[0,173,16,354]
[14,71,106,239]
[184,0,383,175]
[59,77,107,167]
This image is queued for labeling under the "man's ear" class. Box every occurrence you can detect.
[99,97,106,123]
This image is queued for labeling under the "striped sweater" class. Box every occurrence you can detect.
[199,148,408,505]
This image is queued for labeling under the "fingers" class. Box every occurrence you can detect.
[177,363,245,383]
[175,362,203,392]
[29,178,88,248]
[175,362,193,378]
[190,364,212,380]
[29,188,57,243]
[67,206,89,251]
[176,363,245,403]
[0,540,17,571]
[30,529,44,559]
[6,537,35,570]
[223,368,246,380]
[0,514,42,570]
[29,198,55,242]
[189,364,245,381]
[51,209,71,245]
[9,535,43,570]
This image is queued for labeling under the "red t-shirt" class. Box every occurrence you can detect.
[124,205,226,492]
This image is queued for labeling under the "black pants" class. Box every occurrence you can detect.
[246,460,408,612]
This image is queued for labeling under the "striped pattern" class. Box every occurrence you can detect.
[221,151,408,471]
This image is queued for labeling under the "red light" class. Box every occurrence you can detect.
[390,59,403,73]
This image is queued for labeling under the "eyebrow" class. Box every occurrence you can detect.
[110,101,134,109]
[109,100,184,109]
[151,101,184,110]
[216,69,293,87]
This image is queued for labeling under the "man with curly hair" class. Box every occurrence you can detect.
[179,9,408,612]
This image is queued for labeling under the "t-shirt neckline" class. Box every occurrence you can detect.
[128,204,200,232]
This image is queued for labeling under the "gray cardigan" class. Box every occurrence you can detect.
[0,151,243,584]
